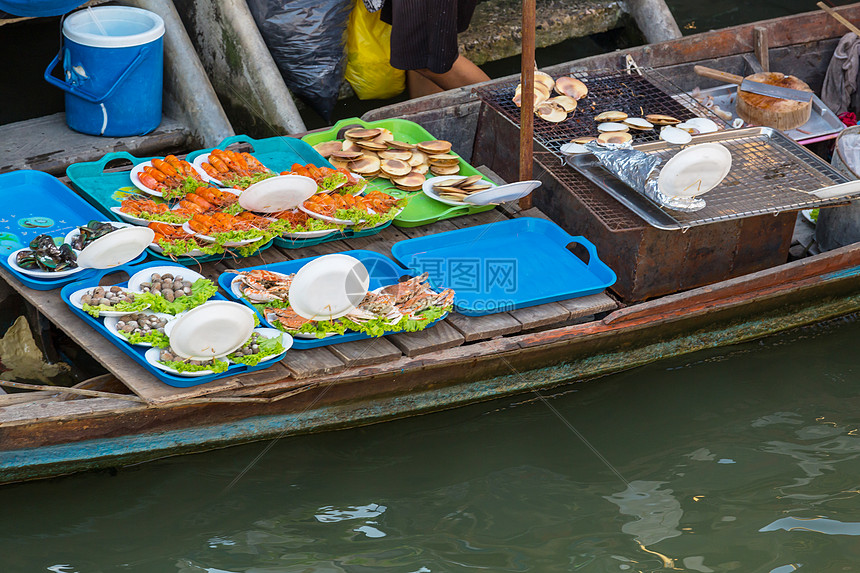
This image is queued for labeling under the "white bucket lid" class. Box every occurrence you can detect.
[64,6,165,48]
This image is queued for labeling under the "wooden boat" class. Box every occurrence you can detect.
[2,6,860,485]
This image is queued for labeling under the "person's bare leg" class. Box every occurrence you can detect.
[408,70,445,98]
[415,54,490,91]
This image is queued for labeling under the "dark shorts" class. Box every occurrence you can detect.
[381,0,478,74]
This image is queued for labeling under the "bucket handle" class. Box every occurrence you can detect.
[44,45,152,104]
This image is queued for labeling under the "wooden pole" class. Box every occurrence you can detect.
[817,1,860,37]
[518,0,536,210]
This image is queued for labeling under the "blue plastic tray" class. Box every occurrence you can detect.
[219,250,445,349]
[0,170,147,290]
[60,262,287,388]
[391,217,617,316]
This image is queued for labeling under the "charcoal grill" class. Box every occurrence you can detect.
[473,67,727,156]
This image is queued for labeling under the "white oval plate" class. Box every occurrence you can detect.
[239,174,317,213]
[103,312,175,347]
[164,300,256,359]
[68,286,150,318]
[657,143,732,198]
[421,176,495,207]
[63,221,134,250]
[144,347,228,377]
[463,180,540,206]
[7,247,85,279]
[181,222,264,247]
[76,226,155,269]
[228,327,292,364]
[264,311,337,339]
[127,265,206,294]
[288,254,369,320]
[129,161,163,197]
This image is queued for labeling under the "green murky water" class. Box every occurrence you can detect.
[1,316,858,571]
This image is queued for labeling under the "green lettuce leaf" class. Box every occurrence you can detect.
[160,358,229,374]
[155,238,224,257]
[82,298,150,318]
[221,171,276,189]
[119,329,170,348]
[135,210,192,225]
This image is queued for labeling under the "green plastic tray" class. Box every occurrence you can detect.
[302,117,494,227]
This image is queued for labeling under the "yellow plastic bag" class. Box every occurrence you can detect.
[344,0,406,100]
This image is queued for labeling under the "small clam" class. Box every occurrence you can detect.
[110,286,122,293]
[554,76,588,100]
[624,117,654,130]
[597,132,633,145]
[594,110,628,122]
[597,122,629,133]
[535,101,568,123]
[162,274,173,280]
[659,125,693,145]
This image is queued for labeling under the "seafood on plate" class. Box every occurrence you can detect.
[227,331,286,366]
[281,163,367,194]
[120,196,193,225]
[148,222,222,257]
[114,312,171,347]
[136,268,218,313]
[157,347,229,374]
[199,148,274,189]
[68,220,122,250]
[301,190,404,226]
[137,155,207,200]
[15,234,77,272]
[78,286,149,317]
[379,272,455,320]
[231,269,294,304]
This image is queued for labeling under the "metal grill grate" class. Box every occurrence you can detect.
[474,67,728,157]
[558,127,854,230]
[534,152,647,232]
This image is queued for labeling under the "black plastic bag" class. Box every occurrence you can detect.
[247,0,351,120]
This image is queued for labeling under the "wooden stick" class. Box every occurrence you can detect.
[518,0,536,210]
[817,1,860,37]
[693,65,745,85]
[0,380,147,402]
[754,27,769,72]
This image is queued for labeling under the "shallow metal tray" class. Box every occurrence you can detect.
[689,84,845,143]
[565,127,856,230]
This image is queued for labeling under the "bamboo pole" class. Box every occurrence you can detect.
[817,2,860,37]
[518,0,536,210]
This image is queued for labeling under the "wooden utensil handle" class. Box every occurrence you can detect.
[817,1,860,37]
[693,65,744,85]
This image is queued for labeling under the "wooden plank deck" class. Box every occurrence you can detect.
[1,173,618,405]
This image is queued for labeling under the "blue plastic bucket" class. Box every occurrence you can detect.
[44,6,164,137]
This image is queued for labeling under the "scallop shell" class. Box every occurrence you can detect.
[380,159,412,177]
[535,102,568,123]
[379,149,413,161]
[548,96,577,113]
[659,125,693,145]
[418,140,453,154]
[571,136,597,144]
[597,132,633,145]
[559,142,591,155]
[645,114,681,126]
[594,110,628,122]
[349,155,382,174]
[677,117,719,134]
[312,141,342,158]
[554,76,588,100]
[344,127,382,140]
[534,71,556,92]
[597,122,630,133]
[430,164,461,176]
[624,117,654,130]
